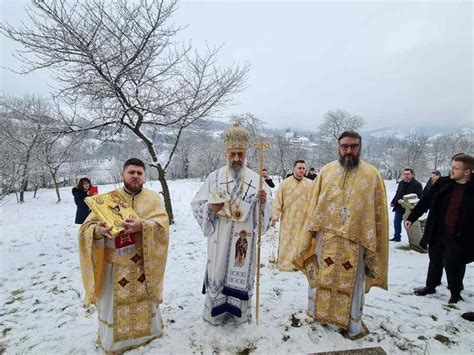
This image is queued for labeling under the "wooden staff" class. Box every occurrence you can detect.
[253,141,271,325]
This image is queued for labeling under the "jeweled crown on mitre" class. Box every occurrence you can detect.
[223,123,249,150]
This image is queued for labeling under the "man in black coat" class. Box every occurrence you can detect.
[423,170,441,196]
[406,154,474,304]
[306,167,318,181]
[262,168,275,188]
[390,168,423,241]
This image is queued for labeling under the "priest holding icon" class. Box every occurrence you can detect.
[78,158,169,353]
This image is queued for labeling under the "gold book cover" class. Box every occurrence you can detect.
[85,190,141,237]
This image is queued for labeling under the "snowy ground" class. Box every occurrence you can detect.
[1,178,473,355]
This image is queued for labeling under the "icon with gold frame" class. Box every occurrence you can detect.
[85,190,141,237]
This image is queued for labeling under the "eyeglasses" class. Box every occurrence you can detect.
[339,143,360,150]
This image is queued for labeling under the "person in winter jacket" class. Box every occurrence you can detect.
[406,154,474,304]
[423,170,441,196]
[72,177,97,224]
[390,168,423,241]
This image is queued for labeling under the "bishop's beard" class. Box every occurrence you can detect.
[338,152,360,170]
[227,159,247,179]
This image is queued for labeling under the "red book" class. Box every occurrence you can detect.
[89,186,98,195]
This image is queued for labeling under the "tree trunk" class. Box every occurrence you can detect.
[19,141,36,203]
[42,174,48,188]
[19,176,27,203]
[184,157,189,179]
[156,163,174,224]
[50,169,61,202]
[133,128,174,225]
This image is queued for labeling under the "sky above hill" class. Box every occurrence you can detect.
[1,0,472,131]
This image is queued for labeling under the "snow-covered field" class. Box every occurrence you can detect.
[1,178,473,354]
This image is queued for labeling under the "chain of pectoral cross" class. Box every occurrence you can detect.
[224,167,245,210]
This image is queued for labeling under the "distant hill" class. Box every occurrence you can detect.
[201,118,473,142]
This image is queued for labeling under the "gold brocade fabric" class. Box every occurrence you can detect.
[79,187,169,308]
[313,232,360,328]
[272,176,312,271]
[223,124,249,150]
[294,160,389,294]
[112,248,152,342]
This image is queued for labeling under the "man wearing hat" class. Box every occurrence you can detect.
[191,124,272,325]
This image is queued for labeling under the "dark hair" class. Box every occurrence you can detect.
[451,152,464,160]
[337,130,362,143]
[123,158,146,171]
[431,170,441,176]
[309,167,315,171]
[76,177,91,191]
[403,168,414,174]
[293,160,306,167]
[262,168,267,172]
[453,153,474,172]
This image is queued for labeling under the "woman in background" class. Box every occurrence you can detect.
[72,177,97,224]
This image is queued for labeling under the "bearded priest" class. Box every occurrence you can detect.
[294,130,389,339]
[191,124,272,325]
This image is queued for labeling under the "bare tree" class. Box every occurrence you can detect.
[429,136,449,170]
[268,136,309,179]
[36,133,82,202]
[317,109,365,141]
[270,136,291,178]
[195,138,226,177]
[0,95,51,202]
[29,163,49,198]
[0,138,22,201]
[447,132,474,158]
[400,133,428,174]
[191,130,225,178]
[167,130,194,179]
[1,0,248,223]
[315,109,365,165]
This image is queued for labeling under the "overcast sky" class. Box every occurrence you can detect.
[1,0,472,131]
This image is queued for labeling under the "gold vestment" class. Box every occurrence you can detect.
[272,176,312,271]
[79,188,169,351]
[294,160,389,330]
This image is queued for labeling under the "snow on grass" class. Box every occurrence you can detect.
[0,179,473,354]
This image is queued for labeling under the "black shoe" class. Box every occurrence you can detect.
[390,238,401,242]
[461,312,474,321]
[414,287,436,296]
[448,294,463,304]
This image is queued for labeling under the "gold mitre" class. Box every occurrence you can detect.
[224,123,249,150]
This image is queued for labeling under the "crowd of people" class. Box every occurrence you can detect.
[75,125,473,353]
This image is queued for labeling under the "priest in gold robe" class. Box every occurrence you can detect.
[294,131,389,339]
[272,159,312,271]
[79,158,169,353]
